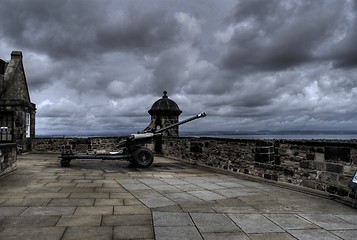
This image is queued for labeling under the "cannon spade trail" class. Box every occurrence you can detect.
[59,112,206,168]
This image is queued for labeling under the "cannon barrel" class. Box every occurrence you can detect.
[127,112,206,141]
[154,112,206,134]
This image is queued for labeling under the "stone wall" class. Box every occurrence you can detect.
[162,137,357,205]
[31,136,357,205]
[32,137,125,153]
[0,143,17,176]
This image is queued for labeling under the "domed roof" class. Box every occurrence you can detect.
[148,91,182,116]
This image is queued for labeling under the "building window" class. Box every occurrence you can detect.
[26,113,30,138]
[0,112,13,142]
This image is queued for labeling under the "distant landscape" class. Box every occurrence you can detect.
[37,130,357,140]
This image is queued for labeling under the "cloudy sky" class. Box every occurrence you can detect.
[1,0,357,136]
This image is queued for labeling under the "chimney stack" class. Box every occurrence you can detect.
[11,51,23,60]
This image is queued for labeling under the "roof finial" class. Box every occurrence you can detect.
[163,91,168,98]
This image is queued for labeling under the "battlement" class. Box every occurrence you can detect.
[31,136,357,207]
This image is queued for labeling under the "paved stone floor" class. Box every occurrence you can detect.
[0,153,357,240]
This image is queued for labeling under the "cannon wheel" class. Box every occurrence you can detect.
[132,147,154,168]
[60,158,71,167]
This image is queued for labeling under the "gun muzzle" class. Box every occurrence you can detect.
[197,112,207,118]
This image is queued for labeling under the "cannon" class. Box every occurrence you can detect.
[59,112,206,168]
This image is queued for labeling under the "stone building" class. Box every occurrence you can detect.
[0,51,36,152]
[144,91,182,152]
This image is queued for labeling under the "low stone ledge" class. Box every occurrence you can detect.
[0,143,17,177]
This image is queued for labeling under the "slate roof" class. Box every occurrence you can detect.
[0,51,35,108]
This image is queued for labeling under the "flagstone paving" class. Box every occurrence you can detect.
[0,153,356,239]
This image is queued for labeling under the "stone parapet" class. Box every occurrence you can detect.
[32,137,125,154]
[162,137,357,206]
[31,136,357,206]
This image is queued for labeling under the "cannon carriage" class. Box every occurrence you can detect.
[59,112,206,168]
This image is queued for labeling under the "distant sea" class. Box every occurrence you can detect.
[181,131,357,140]
[186,134,357,140]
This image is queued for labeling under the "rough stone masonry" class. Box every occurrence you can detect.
[31,136,357,207]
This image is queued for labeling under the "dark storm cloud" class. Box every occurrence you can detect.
[219,0,343,71]
[0,0,180,60]
[1,0,357,135]
[0,0,99,59]
[96,8,179,54]
[331,28,357,68]
[329,0,357,68]
[0,0,201,97]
